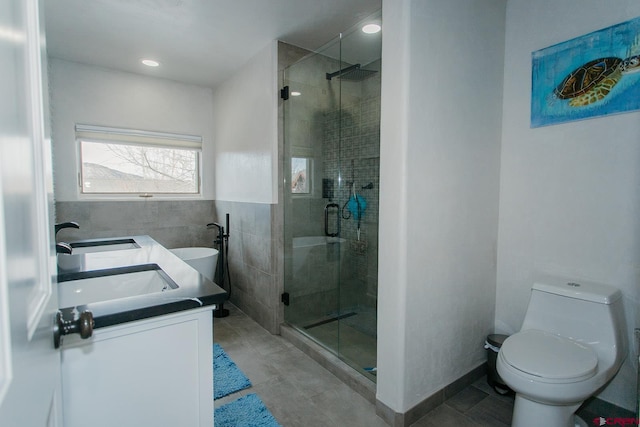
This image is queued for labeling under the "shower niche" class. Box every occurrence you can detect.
[281,21,381,382]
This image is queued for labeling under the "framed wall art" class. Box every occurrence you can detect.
[531,16,640,128]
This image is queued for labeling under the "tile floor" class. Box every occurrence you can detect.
[214,303,625,426]
[213,303,518,426]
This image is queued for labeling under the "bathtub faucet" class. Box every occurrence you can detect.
[206,213,230,245]
[206,222,225,245]
[206,213,231,318]
[206,222,222,231]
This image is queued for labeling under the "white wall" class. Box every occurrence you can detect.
[49,58,215,201]
[212,41,278,204]
[378,0,506,413]
[497,0,640,411]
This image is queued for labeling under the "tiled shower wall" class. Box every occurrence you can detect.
[322,76,381,309]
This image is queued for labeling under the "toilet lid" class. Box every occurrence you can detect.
[501,330,597,381]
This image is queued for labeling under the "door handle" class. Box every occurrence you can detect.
[54,310,94,349]
[324,203,340,237]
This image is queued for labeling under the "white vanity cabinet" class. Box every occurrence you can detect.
[60,307,214,427]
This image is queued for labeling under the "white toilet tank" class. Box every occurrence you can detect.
[521,278,627,358]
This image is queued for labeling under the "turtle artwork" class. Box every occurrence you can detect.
[554,54,640,107]
[531,17,640,127]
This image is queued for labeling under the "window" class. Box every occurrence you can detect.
[291,157,311,194]
[76,125,201,196]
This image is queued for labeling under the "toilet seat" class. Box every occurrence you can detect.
[501,330,598,383]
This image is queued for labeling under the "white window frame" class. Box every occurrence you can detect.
[75,124,203,199]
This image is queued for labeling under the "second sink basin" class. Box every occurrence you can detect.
[57,264,179,308]
[70,238,140,254]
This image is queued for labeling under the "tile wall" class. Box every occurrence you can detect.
[322,76,381,310]
[55,200,216,248]
[56,199,282,334]
[213,200,281,334]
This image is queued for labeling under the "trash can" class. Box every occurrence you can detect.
[484,334,512,395]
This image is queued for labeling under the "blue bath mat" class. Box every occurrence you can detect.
[214,343,252,399]
[215,393,281,427]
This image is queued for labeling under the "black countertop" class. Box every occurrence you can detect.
[56,235,227,329]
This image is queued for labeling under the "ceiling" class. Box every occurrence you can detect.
[44,0,382,89]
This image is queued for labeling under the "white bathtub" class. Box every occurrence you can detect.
[170,247,219,282]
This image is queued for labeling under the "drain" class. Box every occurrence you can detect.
[303,312,357,330]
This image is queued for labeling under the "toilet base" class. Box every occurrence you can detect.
[512,394,582,427]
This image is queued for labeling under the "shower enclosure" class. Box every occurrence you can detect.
[282,22,381,381]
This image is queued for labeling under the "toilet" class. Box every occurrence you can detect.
[497,278,627,427]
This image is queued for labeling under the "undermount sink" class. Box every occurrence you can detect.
[57,264,179,308]
[69,238,140,254]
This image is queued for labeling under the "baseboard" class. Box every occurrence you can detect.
[375,363,487,427]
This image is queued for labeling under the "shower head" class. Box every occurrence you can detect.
[340,68,378,81]
[326,64,378,81]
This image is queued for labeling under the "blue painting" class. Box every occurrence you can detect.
[531,16,640,128]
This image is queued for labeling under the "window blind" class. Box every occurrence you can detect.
[75,124,202,150]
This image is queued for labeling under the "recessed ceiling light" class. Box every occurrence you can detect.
[142,59,160,67]
[362,23,381,34]
[291,91,301,97]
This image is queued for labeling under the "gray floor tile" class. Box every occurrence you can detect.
[465,395,513,427]
[223,346,285,388]
[213,303,383,426]
[268,349,345,399]
[214,303,517,427]
[446,386,489,413]
[310,383,388,427]
[252,377,335,427]
[412,404,481,427]
[471,378,514,404]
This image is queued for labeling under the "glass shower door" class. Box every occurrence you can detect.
[283,25,381,381]
[282,43,343,357]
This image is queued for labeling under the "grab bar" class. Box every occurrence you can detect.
[324,203,340,237]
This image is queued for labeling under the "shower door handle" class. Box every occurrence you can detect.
[324,203,340,237]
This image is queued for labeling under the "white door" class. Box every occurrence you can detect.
[0,0,62,425]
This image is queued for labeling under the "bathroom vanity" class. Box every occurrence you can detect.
[56,235,226,427]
